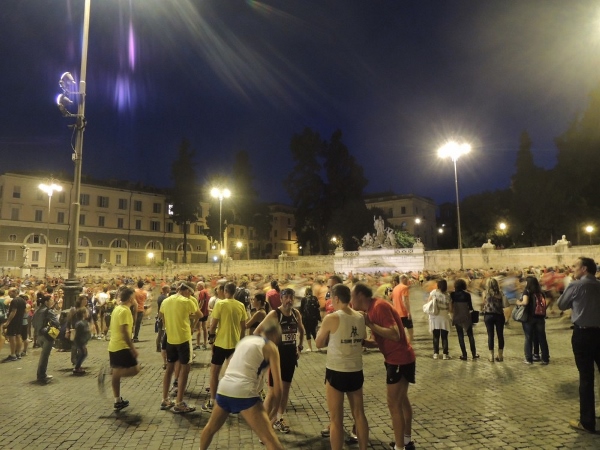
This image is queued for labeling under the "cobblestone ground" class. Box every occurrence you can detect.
[2,289,600,449]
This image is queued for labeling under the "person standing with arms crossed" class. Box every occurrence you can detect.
[558,257,600,433]
[351,282,416,450]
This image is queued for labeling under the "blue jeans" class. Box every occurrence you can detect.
[522,318,549,363]
[37,335,54,380]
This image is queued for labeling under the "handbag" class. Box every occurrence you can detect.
[41,326,60,340]
[511,304,529,323]
[69,328,76,342]
[470,310,479,324]
[423,295,439,315]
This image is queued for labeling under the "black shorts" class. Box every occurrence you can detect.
[269,352,296,385]
[401,317,414,329]
[325,368,364,393]
[198,316,208,323]
[5,319,21,337]
[211,346,235,366]
[385,361,416,385]
[166,341,192,364]
[109,349,138,369]
[304,321,318,341]
[20,324,28,341]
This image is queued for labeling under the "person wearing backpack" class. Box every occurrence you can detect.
[515,276,549,365]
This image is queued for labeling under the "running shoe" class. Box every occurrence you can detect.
[201,400,213,412]
[173,402,196,414]
[273,418,290,433]
[114,398,130,411]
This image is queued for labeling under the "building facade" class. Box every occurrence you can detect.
[0,172,211,269]
[364,193,438,249]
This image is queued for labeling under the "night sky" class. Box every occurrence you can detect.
[2,0,600,205]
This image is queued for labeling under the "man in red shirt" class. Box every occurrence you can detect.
[352,283,416,450]
[391,275,413,344]
[195,281,210,350]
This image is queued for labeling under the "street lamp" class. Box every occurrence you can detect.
[438,140,471,270]
[499,222,507,231]
[147,252,154,265]
[58,0,91,310]
[210,187,231,274]
[39,181,63,271]
[585,225,594,245]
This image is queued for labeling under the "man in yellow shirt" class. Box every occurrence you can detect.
[101,287,140,411]
[159,282,202,413]
[202,282,248,412]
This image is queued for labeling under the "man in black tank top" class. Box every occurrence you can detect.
[254,288,305,434]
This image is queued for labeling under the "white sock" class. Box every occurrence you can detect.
[404,435,411,445]
[114,397,120,403]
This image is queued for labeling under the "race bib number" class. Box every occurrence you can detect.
[282,333,296,343]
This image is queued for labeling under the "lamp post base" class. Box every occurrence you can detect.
[63,278,83,311]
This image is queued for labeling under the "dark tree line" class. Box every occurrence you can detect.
[459,84,600,248]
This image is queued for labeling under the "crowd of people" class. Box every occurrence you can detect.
[0,258,598,447]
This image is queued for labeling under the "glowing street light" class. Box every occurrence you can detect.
[39,181,63,270]
[585,225,594,245]
[499,222,507,231]
[438,140,471,270]
[147,252,155,265]
[211,187,231,274]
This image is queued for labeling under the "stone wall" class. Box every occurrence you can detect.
[425,244,600,271]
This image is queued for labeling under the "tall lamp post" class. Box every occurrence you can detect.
[438,140,471,270]
[210,187,231,275]
[39,182,63,271]
[56,0,91,310]
[585,225,594,245]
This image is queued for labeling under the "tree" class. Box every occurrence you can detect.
[284,128,328,254]
[169,139,201,263]
[230,150,259,226]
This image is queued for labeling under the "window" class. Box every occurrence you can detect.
[388,208,393,217]
[148,241,158,249]
[80,193,90,205]
[29,234,42,244]
[57,211,65,224]
[11,208,19,221]
[401,206,406,215]
[180,224,190,234]
[77,238,89,247]
[12,186,20,198]
[274,230,278,238]
[196,245,202,251]
[151,221,160,231]
[58,192,66,203]
[8,234,16,242]
[134,242,140,248]
[117,218,124,229]
[167,222,174,233]
[153,203,161,214]
[196,225,204,234]
[7,250,15,261]
[98,216,105,227]
[134,200,142,212]
[55,238,64,244]
[34,210,43,222]
[116,254,122,264]
[288,231,291,240]
[97,240,104,246]
[97,254,104,264]
[168,244,174,250]
[31,251,39,262]
[54,252,63,262]
[97,196,109,208]
[240,228,244,237]
[118,198,128,210]
[77,252,86,263]
[79,214,85,226]
[135,219,142,230]
[113,240,123,248]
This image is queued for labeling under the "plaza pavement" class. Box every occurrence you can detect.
[2,288,600,450]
